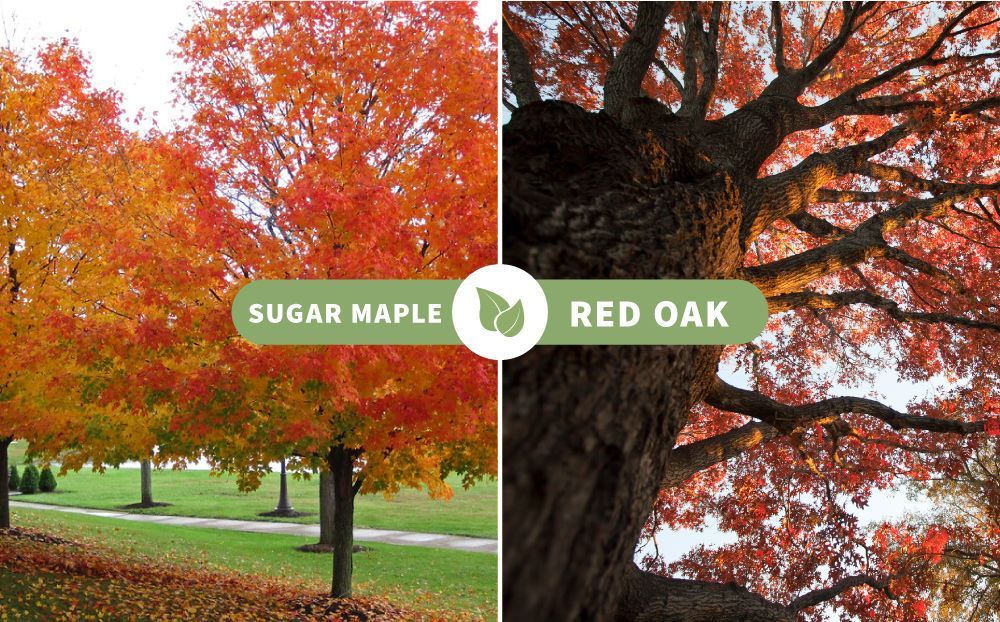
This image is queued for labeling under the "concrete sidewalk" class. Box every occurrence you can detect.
[10,500,497,554]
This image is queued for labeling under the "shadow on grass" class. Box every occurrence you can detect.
[296,543,368,554]
[116,502,173,510]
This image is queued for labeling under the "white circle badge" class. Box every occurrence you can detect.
[452,264,548,360]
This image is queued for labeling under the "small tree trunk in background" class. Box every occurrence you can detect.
[140,459,153,507]
[318,469,335,547]
[328,445,358,598]
[0,437,11,529]
[275,458,294,513]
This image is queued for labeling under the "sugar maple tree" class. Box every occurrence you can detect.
[2,4,497,608]
[163,0,498,597]
[0,41,142,529]
[503,2,1000,621]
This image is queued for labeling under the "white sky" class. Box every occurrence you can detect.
[0,0,499,130]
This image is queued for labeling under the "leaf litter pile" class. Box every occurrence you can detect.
[0,527,432,621]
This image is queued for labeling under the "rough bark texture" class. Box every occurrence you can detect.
[662,421,776,488]
[502,18,541,106]
[139,459,153,507]
[603,3,671,117]
[503,100,746,621]
[318,469,335,547]
[328,445,357,598]
[1,437,10,529]
[618,563,795,622]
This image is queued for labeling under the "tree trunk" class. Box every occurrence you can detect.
[1,437,11,529]
[275,458,294,512]
[502,101,746,621]
[140,459,153,507]
[327,445,358,598]
[318,469,335,547]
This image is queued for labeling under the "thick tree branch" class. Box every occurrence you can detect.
[676,3,723,119]
[622,563,893,621]
[816,188,905,204]
[785,210,848,240]
[769,2,786,75]
[744,185,999,296]
[663,421,777,487]
[743,123,911,243]
[855,161,1000,197]
[705,375,986,436]
[502,16,542,106]
[660,369,988,489]
[619,563,795,622]
[694,2,723,118]
[603,2,671,118]
[766,289,1000,333]
[788,574,893,611]
[677,6,701,116]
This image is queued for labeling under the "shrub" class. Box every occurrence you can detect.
[8,465,18,491]
[19,464,39,495]
[39,467,57,493]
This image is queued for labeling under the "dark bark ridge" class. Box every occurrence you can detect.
[504,96,743,622]
[502,3,1000,621]
[618,563,892,622]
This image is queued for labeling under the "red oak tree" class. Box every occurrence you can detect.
[503,2,1000,620]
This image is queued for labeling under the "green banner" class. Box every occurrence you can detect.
[232,278,767,349]
[538,280,766,345]
[232,280,462,345]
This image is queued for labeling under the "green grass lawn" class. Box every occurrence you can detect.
[5,441,496,539]
[9,506,497,619]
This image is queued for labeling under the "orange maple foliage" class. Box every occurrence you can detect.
[156,0,499,493]
[2,1,496,485]
[1,2,498,588]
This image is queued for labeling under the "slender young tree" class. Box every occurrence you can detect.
[0,438,10,529]
[0,41,136,529]
[139,458,154,507]
[503,3,1000,621]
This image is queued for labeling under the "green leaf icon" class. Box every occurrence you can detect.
[477,287,509,331]
[476,287,524,337]
[494,299,524,337]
